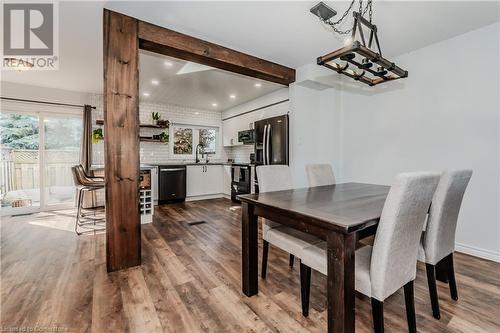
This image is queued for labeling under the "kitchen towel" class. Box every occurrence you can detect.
[233,166,240,182]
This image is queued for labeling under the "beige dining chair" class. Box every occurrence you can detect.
[305,163,336,187]
[419,169,472,319]
[256,165,322,278]
[299,172,440,333]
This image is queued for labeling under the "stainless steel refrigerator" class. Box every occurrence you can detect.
[254,114,289,192]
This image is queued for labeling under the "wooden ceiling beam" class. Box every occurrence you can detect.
[138,21,295,86]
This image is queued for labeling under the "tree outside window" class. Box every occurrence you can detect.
[199,128,216,153]
[173,127,193,155]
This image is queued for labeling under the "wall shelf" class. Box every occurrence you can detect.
[96,119,168,129]
[139,137,168,143]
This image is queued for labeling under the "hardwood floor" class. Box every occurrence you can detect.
[1,198,500,332]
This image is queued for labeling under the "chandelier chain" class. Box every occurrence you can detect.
[321,0,373,35]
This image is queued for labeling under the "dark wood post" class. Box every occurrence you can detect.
[103,9,141,272]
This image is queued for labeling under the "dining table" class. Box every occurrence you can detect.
[237,182,391,333]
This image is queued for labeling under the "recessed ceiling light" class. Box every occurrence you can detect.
[212,103,218,107]
[254,83,262,88]
[164,61,173,67]
[195,112,200,115]
[151,79,159,85]
[229,94,236,99]
[143,92,150,97]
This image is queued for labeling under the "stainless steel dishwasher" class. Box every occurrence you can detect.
[158,165,186,204]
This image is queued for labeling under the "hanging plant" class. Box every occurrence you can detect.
[92,128,104,144]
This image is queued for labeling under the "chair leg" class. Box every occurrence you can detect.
[447,253,458,301]
[75,189,83,235]
[371,298,384,333]
[289,254,295,268]
[299,261,311,317]
[261,240,269,279]
[404,280,417,333]
[425,263,441,319]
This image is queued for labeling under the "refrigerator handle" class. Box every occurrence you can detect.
[263,124,268,165]
[266,124,271,165]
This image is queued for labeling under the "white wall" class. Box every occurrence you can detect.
[1,81,91,106]
[289,84,342,188]
[329,22,500,261]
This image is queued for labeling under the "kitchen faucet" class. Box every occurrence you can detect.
[195,144,204,163]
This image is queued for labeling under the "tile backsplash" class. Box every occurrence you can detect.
[89,94,254,165]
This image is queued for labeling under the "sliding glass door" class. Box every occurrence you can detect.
[43,115,82,207]
[1,106,82,215]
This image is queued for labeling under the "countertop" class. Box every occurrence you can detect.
[91,162,255,170]
[145,162,254,167]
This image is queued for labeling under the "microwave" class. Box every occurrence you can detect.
[238,129,255,144]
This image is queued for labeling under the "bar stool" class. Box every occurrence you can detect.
[71,165,105,235]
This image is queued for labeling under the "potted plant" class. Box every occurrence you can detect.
[159,131,169,144]
[157,119,170,128]
[92,128,104,144]
[151,112,160,124]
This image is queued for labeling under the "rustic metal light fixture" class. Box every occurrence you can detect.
[311,1,408,86]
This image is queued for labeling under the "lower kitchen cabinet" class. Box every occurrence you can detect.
[223,165,231,196]
[186,165,223,197]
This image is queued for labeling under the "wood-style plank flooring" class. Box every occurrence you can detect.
[2,198,500,332]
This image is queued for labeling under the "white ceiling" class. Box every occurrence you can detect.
[139,50,282,110]
[1,1,499,95]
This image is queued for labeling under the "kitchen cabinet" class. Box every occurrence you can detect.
[223,165,232,196]
[222,118,241,147]
[186,165,223,197]
[150,166,158,201]
[222,114,254,147]
[222,101,289,147]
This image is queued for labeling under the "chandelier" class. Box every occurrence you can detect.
[310,1,408,86]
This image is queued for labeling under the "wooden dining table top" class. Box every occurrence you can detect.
[237,182,390,234]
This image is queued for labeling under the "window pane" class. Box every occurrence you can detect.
[199,128,216,153]
[0,113,40,210]
[44,116,82,205]
[173,127,193,155]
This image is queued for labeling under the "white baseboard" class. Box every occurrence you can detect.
[455,243,500,263]
[186,194,225,202]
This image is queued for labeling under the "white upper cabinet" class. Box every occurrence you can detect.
[222,115,252,147]
[222,100,289,147]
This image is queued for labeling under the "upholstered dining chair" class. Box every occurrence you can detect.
[419,169,472,319]
[299,172,440,333]
[305,163,335,187]
[256,165,322,278]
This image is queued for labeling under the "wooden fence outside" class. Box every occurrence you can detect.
[1,149,78,197]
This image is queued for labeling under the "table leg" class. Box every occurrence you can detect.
[327,232,356,333]
[241,202,258,296]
